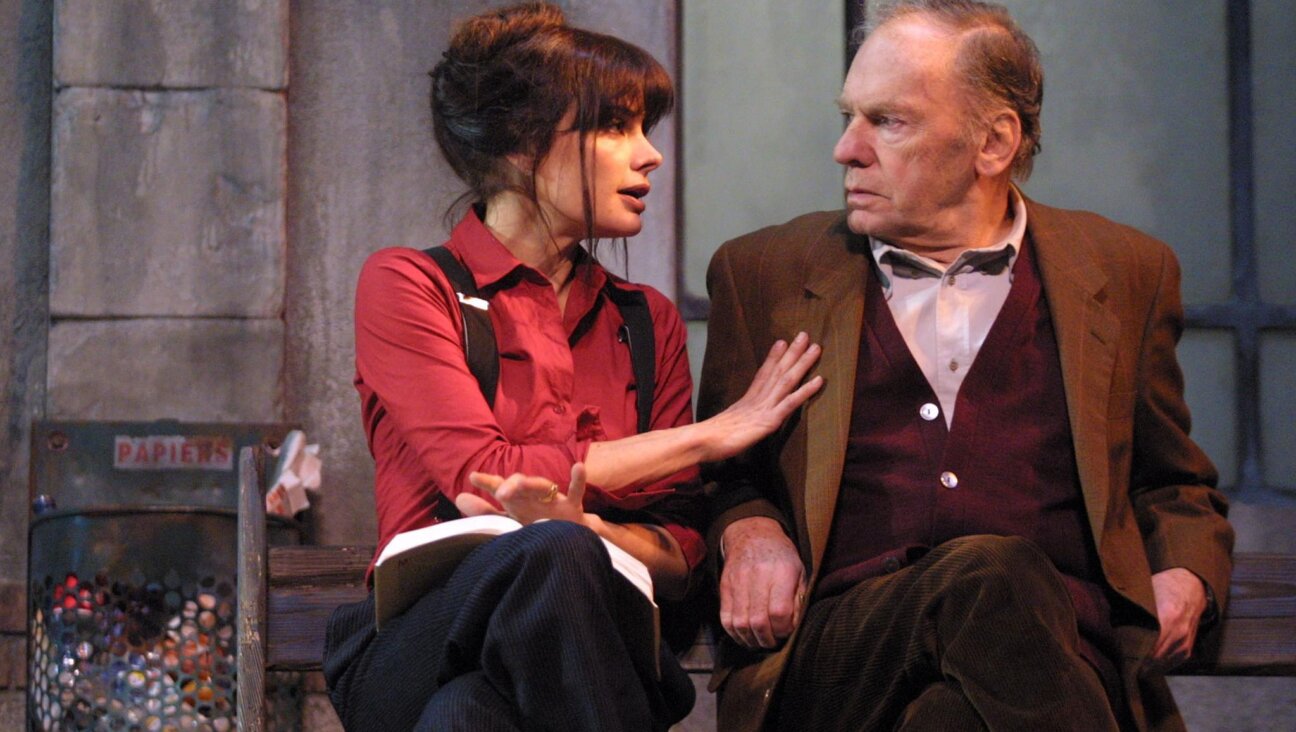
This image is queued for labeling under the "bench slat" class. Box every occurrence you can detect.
[267,586,371,670]
[1221,553,1296,619]
[269,545,374,587]
[1177,616,1296,675]
[256,545,1296,678]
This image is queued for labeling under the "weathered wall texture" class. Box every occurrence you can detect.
[47,1,288,419]
[0,0,51,710]
[53,0,287,89]
[50,88,285,318]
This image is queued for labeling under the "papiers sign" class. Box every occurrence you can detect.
[112,435,235,471]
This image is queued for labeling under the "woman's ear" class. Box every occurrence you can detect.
[975,110,1022,178]
[506,152,533,175]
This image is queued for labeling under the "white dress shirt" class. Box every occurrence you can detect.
[869,189,1029,427]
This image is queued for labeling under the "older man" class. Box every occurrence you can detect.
[698,1,1233,730]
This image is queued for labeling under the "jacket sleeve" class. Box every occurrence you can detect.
[696,239,797,567]
[1128,244,1234,609]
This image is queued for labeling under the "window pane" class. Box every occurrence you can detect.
[1180,330,1237,488]
[1255,0,1296,303]
[1261,333,1296,492]
[1002,0,1232,305]
[681,0,844,299]
[688,321,708,406]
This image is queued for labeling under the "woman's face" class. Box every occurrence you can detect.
[532,109,664,243]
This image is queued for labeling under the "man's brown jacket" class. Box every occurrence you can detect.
[697,199,1234,731]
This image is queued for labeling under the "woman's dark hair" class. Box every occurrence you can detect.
[431,2,674,257]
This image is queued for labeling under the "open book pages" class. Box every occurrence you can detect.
[373,515,657,629]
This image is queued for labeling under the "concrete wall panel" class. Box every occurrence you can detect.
[0,0,51,619]
[51,88,285,317]
[54,0,288,89]
[48,319,283,422]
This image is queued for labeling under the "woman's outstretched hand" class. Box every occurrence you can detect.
[459,462,589,526]
[704,332,822,461]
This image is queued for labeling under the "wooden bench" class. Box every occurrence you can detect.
[234,447,1296,729]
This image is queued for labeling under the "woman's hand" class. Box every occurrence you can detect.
[703,332,823,461]
[460,462,590,526]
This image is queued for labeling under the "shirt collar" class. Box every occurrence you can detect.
[446,206,609,296]
[869,186,1029,288]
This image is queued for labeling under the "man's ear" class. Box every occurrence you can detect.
[976,110,1021,178]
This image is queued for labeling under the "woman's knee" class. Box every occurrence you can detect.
[418,673,521,732]
[495,520,610,579]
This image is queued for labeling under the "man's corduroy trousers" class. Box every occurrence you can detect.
[775,534,1122,731]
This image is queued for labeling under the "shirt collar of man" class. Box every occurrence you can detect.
[868,186,1029,291]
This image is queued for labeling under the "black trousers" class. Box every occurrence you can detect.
[323,521,694,731]
[775,535,1121,732]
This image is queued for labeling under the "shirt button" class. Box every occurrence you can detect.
[948,359,959,372]
[882,556,902,573]
[552,404,566,415]
[919,403,939,421]
[940,471,959,489]
[947,275,957,286]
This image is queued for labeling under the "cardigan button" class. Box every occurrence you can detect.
[940,471,959,489]
[882,556,902,573]
[919,403,940,421]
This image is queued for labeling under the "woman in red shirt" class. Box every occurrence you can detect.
[323,4,821,730]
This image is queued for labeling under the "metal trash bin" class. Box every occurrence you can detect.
[26,421,300,732]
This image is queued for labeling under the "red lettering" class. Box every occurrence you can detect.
[116,440,132,464]
[181,442,196,464]
[135,443,150,464]
[152,442,166,463]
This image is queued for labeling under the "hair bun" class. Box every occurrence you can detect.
[445,2,566,65]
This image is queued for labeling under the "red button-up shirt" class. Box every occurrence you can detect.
[355,211,704,577]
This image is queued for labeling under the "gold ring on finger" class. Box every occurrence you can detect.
[539,482,559,503]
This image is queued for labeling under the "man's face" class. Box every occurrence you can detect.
[833,17,982,249]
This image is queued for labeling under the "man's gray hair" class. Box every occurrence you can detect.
[856,0,1044,180]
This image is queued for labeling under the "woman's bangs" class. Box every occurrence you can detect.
[574,32,675,132]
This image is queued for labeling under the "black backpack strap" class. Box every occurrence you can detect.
[423,246,499,409]
[604,285,656,434]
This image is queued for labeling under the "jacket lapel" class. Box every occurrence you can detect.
[1028,200,1121,550]
[796,221,869,574]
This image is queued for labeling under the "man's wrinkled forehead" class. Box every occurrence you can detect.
[840,17,960,104]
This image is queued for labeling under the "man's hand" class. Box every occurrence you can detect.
[1148,567,1208,672]
[719,516,806,650]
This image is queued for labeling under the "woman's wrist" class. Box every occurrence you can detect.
[579,511,607,538]
[687,416,728,464]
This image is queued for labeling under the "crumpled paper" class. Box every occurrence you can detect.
[266,430,322,518]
